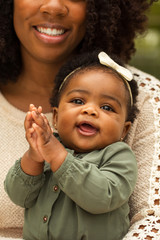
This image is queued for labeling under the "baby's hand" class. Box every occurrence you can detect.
[31,110,53,147]
[29,104,42,115]
[25,105,67,172]
[29,104,53,141]
[24,104,44,163]
[25,104,53,153]
[27,105,54,159]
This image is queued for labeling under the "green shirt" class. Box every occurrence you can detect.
[4,142,137,240]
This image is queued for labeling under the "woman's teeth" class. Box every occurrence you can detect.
[37,27,65,36]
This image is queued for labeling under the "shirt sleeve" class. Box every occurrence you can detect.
[54,142,137,214]
[4,159,45,208]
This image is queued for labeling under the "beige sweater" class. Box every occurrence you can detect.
[0,67,160,239]
[0,93,52,239]
[124,67,160,239]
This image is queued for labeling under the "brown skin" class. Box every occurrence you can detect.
[21,70,131,176]
[21,104,67,175]
[1,0,86,113]
[53,70,131,152]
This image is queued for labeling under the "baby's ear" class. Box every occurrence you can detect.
[122,121,131,140]
[52,107,58,130]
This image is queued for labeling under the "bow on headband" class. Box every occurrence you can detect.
[98,51,133,81]
[98,51,133,106]
[58,51,133,106]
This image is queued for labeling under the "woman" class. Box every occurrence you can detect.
[0,0,159,239]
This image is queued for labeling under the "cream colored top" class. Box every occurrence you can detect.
[0,66,160,239]
[0,92,53,239]
[124,67,160,239]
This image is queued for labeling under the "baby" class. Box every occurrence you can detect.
[5,51,138,240]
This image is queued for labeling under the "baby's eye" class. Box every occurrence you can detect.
[101,105,114,112]
[71,99,84,105]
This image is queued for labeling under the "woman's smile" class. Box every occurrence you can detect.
[36,26,65,36]
[13,0,86,63]
[33,24,70,44]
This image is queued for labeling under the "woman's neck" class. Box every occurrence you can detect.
[0,60,63,113]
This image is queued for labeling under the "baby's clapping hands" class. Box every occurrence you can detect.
[22,104,67,174]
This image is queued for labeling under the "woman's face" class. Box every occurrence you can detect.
[13,0,87,64]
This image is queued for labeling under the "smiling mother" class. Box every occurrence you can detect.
[0,0,159,239]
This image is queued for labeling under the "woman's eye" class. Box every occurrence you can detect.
[101,105,114,112]
[71,99,84,105]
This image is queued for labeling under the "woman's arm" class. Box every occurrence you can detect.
[123,67,160,239]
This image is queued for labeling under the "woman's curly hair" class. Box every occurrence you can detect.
[0,0,157,84]
[50,50,139,123]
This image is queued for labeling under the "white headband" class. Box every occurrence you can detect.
[98,52,133,106]
[59,51,133,106]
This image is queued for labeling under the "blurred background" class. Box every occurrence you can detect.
[129,0,160,79]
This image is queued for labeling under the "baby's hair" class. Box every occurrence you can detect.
[50,50,138,123]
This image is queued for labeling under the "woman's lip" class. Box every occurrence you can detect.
[33,24,70,44]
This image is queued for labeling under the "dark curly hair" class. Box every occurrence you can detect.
[50,50,139,123]
[0,0,157,84]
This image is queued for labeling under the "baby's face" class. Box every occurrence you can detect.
[53,69,131,152]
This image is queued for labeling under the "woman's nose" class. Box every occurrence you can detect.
[40,0,68,17]
[81,105,99,117]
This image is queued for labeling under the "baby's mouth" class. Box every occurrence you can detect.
[77,122,98,136]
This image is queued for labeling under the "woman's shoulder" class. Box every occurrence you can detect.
[128,65,160,89]
[127,66,160,113]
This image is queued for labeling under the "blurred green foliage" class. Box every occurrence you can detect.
[129,1,160,79]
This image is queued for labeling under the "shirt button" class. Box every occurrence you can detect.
[53,185,59,192]
[43,215,48,223]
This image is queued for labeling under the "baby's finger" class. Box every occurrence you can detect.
[37,106,42,114]
[25,126,34,141]
[25,127,37,149]
[24,112,33,131]
[29,104,36,111]
[41,114,52,133]
[32,111,46,129]
[32,122,51,145]
[29,104,40,114]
